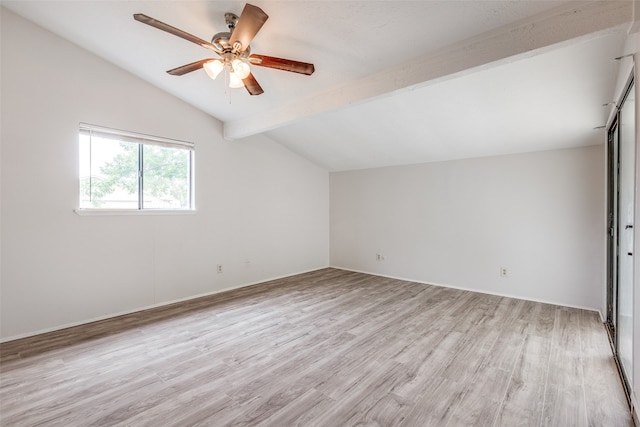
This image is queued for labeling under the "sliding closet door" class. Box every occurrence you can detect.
[607,121,619,339]
[618,80,635,388]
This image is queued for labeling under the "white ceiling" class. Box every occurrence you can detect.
[2,1,633,171]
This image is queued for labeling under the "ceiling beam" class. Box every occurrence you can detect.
[224,1,633,140]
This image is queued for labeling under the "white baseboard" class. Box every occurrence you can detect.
[0,266,329,343]
[598,310,606,324]
[330,265,602,315]
[1,265,603,343]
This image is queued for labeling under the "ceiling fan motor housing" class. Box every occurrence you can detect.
[224,12,239,32]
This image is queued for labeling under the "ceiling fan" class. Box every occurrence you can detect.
[134,4,315,96]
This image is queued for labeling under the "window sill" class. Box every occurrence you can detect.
[74,209,196,216]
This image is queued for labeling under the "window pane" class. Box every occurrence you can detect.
[142,145,191,209]
[79,133,91,207]
[81,136,139,209]
[79,124,195,211]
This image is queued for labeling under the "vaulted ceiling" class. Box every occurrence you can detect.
[2,1,634,170]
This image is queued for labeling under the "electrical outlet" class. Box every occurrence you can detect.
[217,264,223,274]
[500,267,508,277]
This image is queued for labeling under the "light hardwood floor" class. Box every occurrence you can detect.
[0,268,633,426]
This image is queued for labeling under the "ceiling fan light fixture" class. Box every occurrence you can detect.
[229,71,245,88]
[134,4,314,96]
[232,58,251,79]
[203,59,224,80]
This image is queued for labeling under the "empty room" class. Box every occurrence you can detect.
[2,1,640,426]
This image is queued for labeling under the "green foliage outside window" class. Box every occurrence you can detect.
[79,128,193,210]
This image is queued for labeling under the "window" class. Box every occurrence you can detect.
[79,123,194,211]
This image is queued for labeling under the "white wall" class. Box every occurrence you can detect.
[0,9,329,341]
[331,146,605,311]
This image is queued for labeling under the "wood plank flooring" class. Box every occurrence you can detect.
[0,268,633,426]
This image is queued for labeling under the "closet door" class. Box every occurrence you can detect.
[617,80,635,389]
[607,121,618,341]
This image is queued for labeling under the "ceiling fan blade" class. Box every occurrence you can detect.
[134,13,218,52]
[167,59,216,76]
[249,54,315,75]
[228,4,268,52]
[243,73,264,96]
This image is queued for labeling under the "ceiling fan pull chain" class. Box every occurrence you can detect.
[225,67,232,105]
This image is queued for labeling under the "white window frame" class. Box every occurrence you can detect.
[75,123,195,215]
